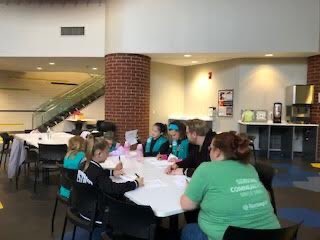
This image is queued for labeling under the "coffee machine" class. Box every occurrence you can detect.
[285,85,314,123]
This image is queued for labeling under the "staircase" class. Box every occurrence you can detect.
[32,74,105,129]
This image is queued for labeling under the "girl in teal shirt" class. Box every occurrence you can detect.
[59,136,86,198]
[144,122,169,157]
[167,121,189,161]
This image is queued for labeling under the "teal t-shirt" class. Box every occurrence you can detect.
[59,151,85,198]
[185,161,280,240]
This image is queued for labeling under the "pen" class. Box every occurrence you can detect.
[135,173,140,178]
[119,156,121,162]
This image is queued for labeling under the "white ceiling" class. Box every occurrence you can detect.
[148,52,315,66]
[0,53,315,74]
[0,57,105,74]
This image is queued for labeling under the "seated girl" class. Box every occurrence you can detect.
[77,135,144,222]
[144,122,169,157]
[59,136,85,198]
[165,121,189,161]
[180,132,280,240]
[104,131,123,156]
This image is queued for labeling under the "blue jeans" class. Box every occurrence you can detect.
[181,223,208,240]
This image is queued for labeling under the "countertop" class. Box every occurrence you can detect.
[238,120,319,127]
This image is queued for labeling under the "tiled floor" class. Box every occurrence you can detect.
[0,158,319,240]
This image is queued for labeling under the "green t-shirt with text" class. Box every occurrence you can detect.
[185,160,280,240]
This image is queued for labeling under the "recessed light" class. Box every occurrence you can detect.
[36,67,43,70]
[265,54,273,57]
[49,62,55,65]
[184,54,192,58]
[92,67,98,70]
[191,61,198,64]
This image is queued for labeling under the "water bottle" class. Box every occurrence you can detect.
[172,140,178,156]
[47,126,51,140]
[136,144,144,162]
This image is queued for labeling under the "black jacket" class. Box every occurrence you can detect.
[176,130,216,177]
[77,160,138,221]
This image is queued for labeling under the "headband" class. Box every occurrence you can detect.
[168,123,179,131]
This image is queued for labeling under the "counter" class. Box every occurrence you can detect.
[238,121,318,161]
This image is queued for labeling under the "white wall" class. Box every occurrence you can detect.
[150,62,185,128]
[0,71,91,131]
[106,0,320,54]
[184,58,307,132]
[0,3,105,57]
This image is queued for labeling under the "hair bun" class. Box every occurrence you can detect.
[234,135,250,159]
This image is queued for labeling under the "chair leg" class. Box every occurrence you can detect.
[51,197,58,234]
[61,215,68,240]
[252,144,257,163]
[16,165,22,190]
[34,165,38,193]
[72,226,76,240]
[4,152,8,170]
[89,231,93,240]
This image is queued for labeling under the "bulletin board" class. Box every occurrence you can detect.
[218,89,233,117]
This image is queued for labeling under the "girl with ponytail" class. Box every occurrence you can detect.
[180,131,280,240]
[144,122,170,157]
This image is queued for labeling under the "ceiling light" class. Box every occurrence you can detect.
[191,61,198,64]
[265,54,273,57]
[92,67,98,70]
[49,62,55,65]
[36,67,43,70]
[184,54,192,58]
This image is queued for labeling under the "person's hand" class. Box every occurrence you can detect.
[113,169,124,177]
[165,163,178,174]
[171,168,183,175]
[156,153,161,160]
[114,162,123,171]
[136,177,144,187]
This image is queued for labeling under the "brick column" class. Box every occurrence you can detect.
[105,53,150,143]
[307,55,320,160]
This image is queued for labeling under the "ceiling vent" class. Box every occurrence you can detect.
[61,27,85,36]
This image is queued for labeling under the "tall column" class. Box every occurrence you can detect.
[307,55,320,160]
[105,53,150,142]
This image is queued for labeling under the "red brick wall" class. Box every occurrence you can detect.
[105,53,150,143]
[307,55,320,160]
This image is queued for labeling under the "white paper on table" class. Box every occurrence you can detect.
[172,175,190,188]
[100,156,121,169]
[144,179,167,189]
[167,153,178,161]
[148,158,173,167]
[125,129,138,145]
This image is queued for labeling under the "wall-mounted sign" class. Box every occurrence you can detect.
[218,89,233,117]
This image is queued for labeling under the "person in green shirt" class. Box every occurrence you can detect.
[180,131,280,240]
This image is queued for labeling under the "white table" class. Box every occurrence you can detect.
[7,132,73,178]
[103,155,188,218]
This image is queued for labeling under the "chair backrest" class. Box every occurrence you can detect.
[253,162,277,214]
[97,121,116,133]
[0,132,11,146]
[70,182,99,228]
[223,223,301,240]
[59,165,78,190]
[38,144,67,163]
[105,194,157,240]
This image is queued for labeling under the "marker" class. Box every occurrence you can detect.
[119,156,121,163]
[135,173,140,178]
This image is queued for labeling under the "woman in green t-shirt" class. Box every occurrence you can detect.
[180,132,280,240]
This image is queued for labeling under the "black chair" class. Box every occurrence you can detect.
[16,147,39,190]
[253,162,277,214]
[51,166,78,234]
[105,194,157,240]
[34,144,67,193]
[223,223,301,240]
[0,132,13,169]
[248,135,257,163]
[61,182,102,240]
[96,121,116,133]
